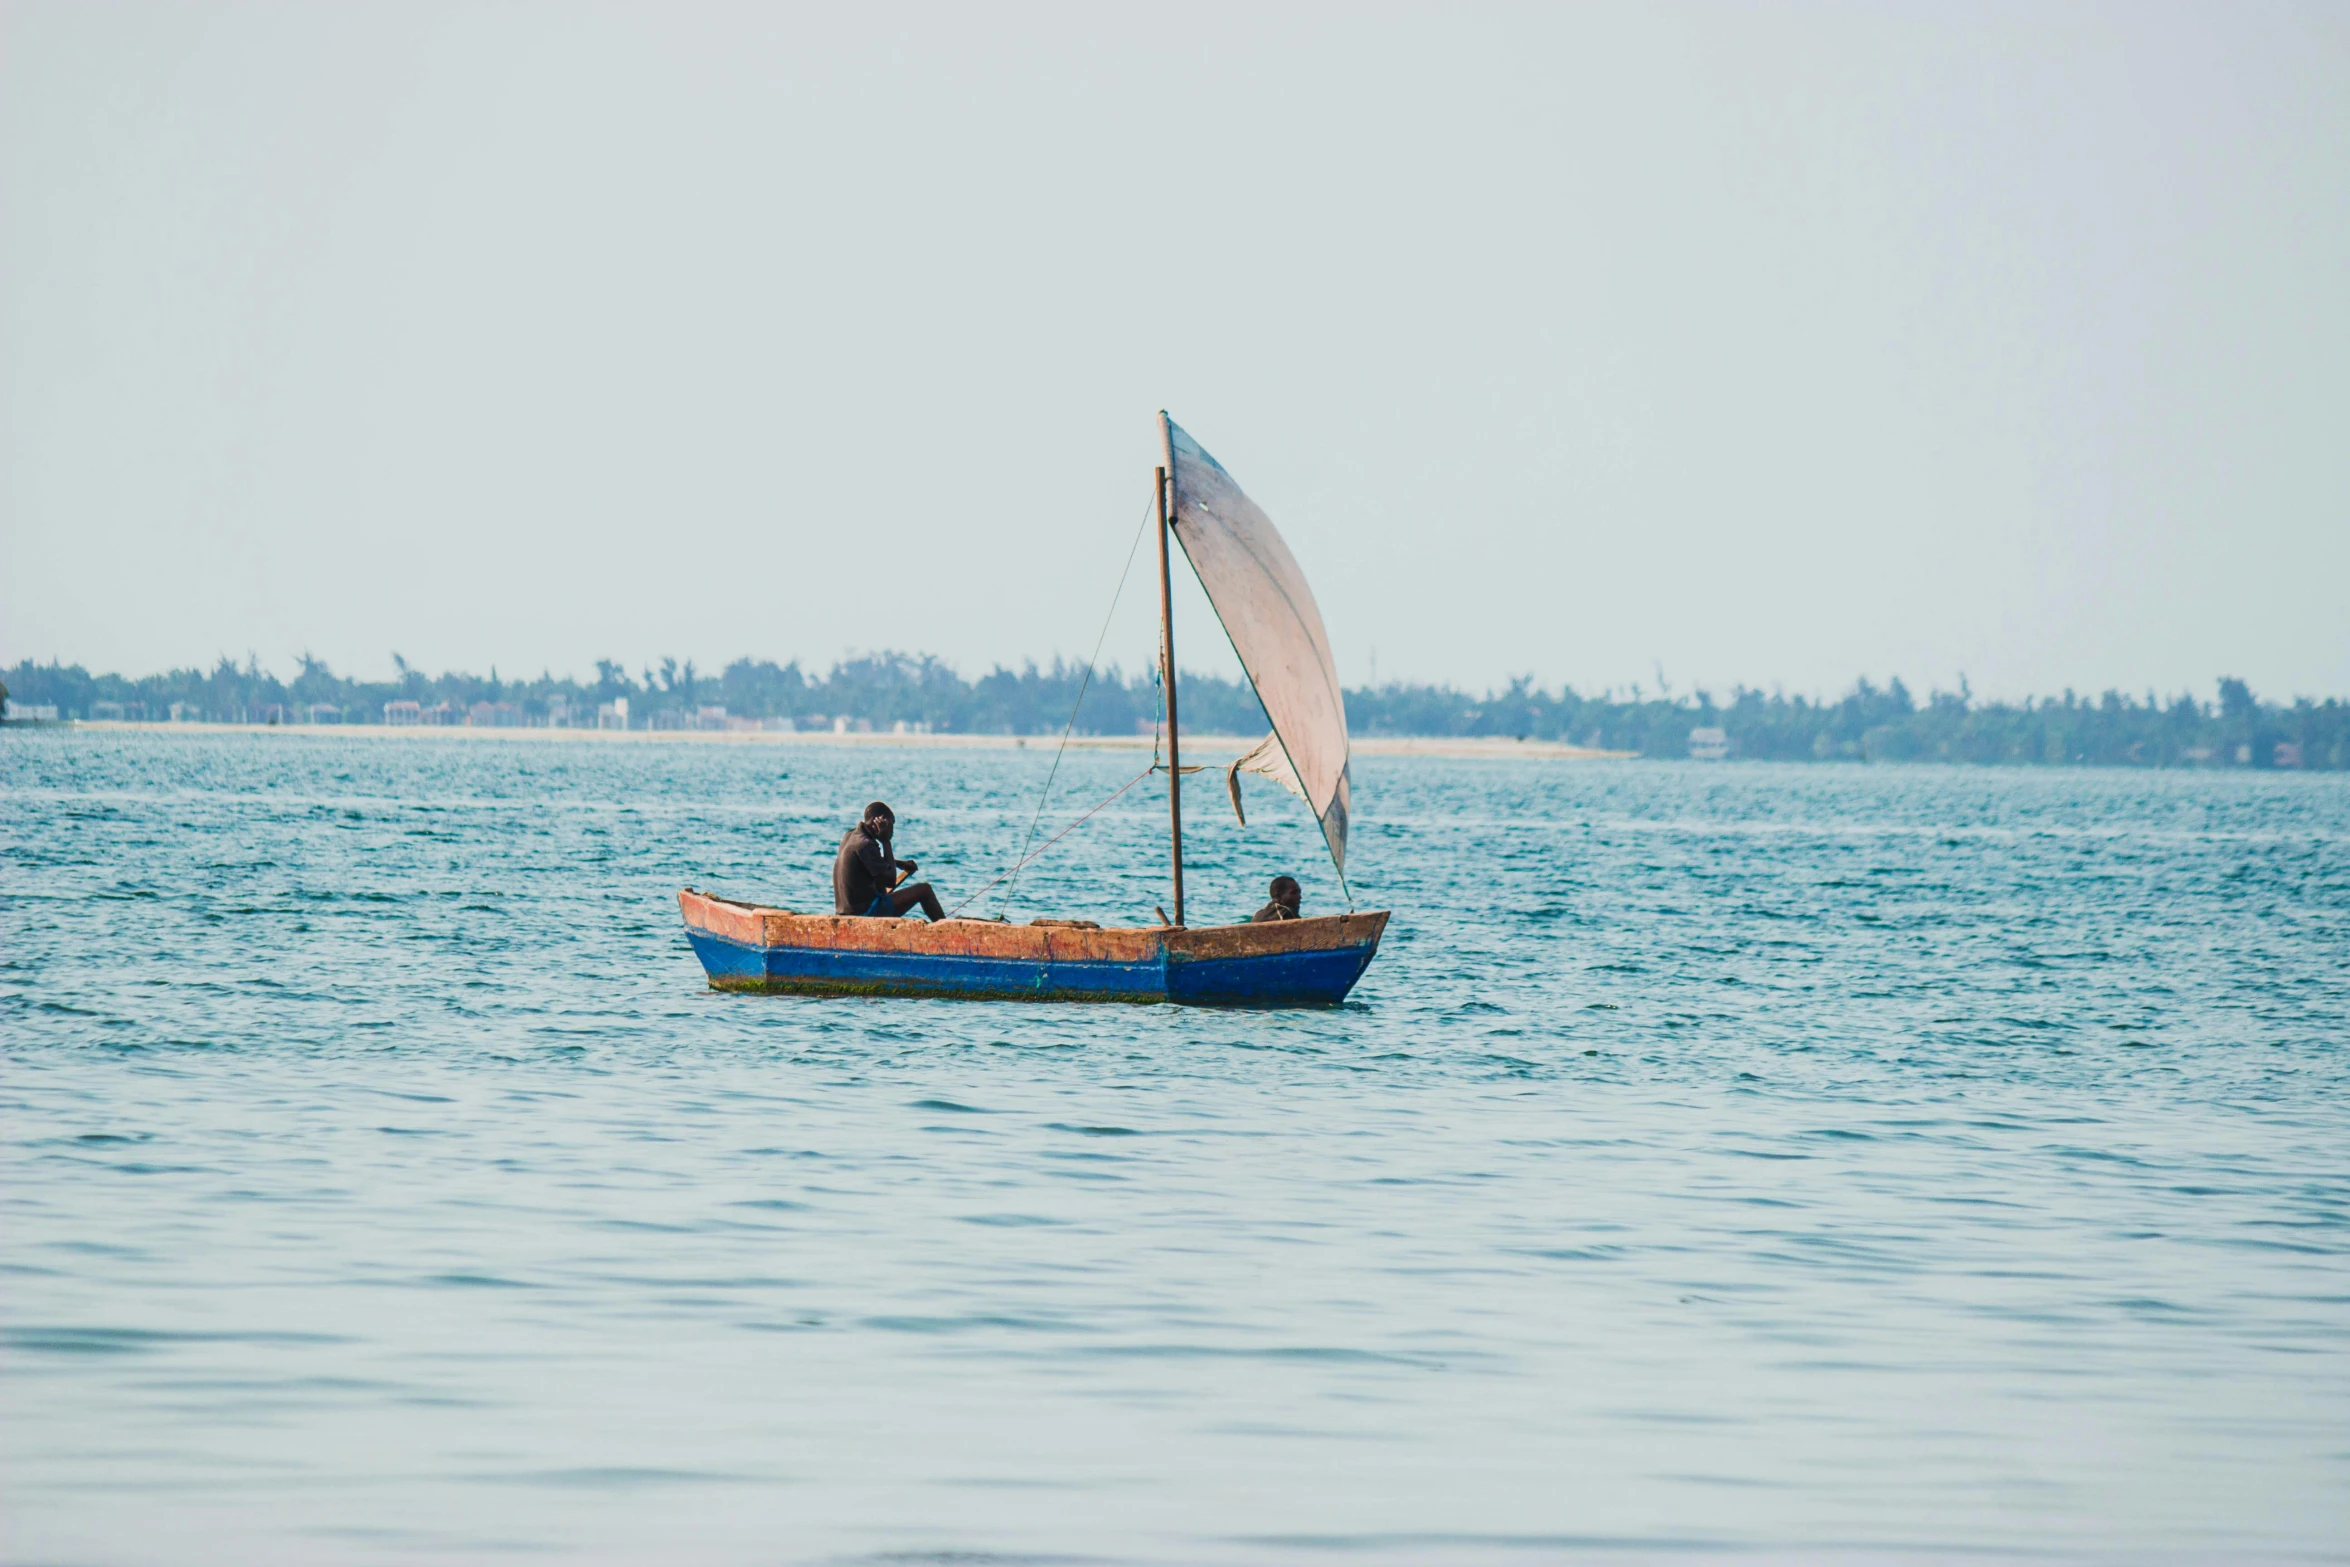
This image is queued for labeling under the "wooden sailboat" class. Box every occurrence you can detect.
[678,413,1389,1005]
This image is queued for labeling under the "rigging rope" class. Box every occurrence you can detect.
[948,763,1157,919]
[995,494,1156,917]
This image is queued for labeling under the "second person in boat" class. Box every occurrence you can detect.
[1251,875,1303,922]
[834,801,947,921]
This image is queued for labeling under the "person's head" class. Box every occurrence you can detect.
[863,801,895,840]
[1270,875,1300,908]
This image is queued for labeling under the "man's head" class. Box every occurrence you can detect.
[863,801,895,840]
[1270,875,1301,908]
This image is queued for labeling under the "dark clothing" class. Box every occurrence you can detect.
[1251,900,1301,923]
[877,882,946,922]
[834,826,913,916]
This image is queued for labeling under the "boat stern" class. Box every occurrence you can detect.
[1162,911,1389,1006]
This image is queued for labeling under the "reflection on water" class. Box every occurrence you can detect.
[3,733,2346,1563]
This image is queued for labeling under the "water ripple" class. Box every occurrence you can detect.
[3,733,2346,1563]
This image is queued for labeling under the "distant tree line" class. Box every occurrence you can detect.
[1350,673,2345,769]
[3,654,2343,769]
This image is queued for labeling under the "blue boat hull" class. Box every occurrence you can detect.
[679,891,1387,1007]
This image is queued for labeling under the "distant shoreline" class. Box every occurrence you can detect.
[13,719,1632,763]
[14,719,1631,762]
[13,658,2338,770]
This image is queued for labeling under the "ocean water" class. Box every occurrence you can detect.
[3,731,2346,1565]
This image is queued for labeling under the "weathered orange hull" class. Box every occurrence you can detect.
[679,889,1388,1006]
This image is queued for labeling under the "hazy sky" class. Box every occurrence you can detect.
[3,2,2344,702]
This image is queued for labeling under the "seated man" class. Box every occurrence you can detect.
[834,801,946,921]
[1250,875,1303,923]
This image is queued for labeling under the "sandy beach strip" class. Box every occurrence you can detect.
[48,720,1634,762]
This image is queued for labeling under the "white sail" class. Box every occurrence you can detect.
[1226,733,1307,827]
[1163,414,1352,877]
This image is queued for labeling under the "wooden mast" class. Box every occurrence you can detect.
[1155,426,1185,926]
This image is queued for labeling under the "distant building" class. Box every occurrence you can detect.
[1688,726,1729,761]
[2275,742,2304,769]
[384,700,423,727]
[4,702,60,722]
[597,699,629,731]
[468,701,524,728]
[545,697,572,728]
[419,702,458,725]
[833,716,850,734]
[697,705,729,731]
[308,704,343,724]
[92,701,127,722]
